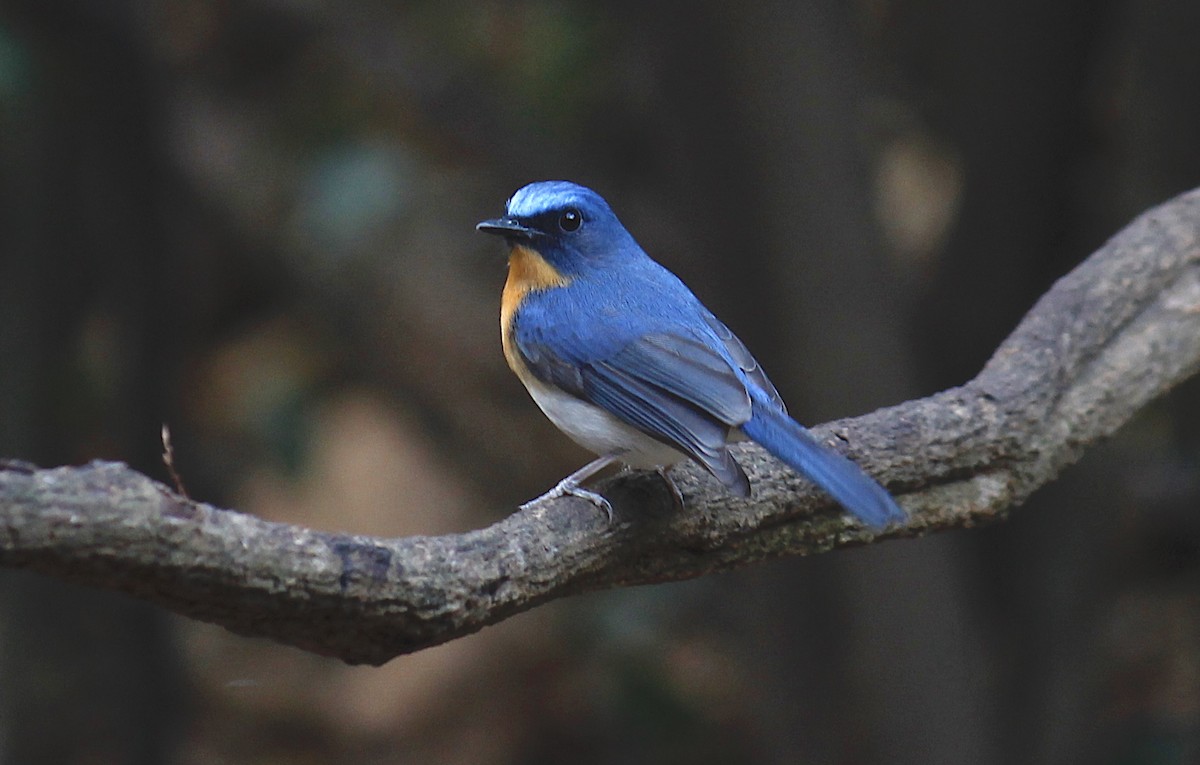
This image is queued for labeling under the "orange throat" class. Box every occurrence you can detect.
[500,245,569,378]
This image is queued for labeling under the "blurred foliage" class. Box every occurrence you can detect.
[2,0,1200,763]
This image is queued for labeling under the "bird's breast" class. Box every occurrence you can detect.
[500,244,570,382]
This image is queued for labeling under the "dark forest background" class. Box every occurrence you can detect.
[2,1,1200,763]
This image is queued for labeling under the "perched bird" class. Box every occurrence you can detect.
[477,181,904,528]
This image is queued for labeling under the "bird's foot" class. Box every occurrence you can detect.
[520,475,614,522]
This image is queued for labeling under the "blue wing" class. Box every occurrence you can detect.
[700,311,785,413]
[521,328,754,495]
[514,275,763,494]
[583,334,752,493]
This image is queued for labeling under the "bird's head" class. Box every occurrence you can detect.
[476,181,639,276]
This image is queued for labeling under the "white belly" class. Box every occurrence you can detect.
[525,377,685,469]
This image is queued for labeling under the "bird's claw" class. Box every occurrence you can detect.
[655,467,685,511]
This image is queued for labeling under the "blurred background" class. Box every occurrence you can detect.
[1,0,1200,763]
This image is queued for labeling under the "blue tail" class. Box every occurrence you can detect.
[741,395,905,528]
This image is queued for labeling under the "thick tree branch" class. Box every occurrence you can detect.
[3,189,1200,664]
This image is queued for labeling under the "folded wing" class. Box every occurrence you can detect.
[521,330,755,495]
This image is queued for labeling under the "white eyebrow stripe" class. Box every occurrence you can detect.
[504,181,603,219]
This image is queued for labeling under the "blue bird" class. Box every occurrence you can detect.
[477,181,905,528]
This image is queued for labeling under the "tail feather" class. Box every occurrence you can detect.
[741,399,904,528]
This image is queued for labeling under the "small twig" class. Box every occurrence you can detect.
[160,424,189,499]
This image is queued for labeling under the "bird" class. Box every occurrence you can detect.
[477,180,905,528]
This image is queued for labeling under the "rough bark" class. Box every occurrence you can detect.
[2,189,1199,665]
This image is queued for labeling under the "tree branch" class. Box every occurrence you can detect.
[3,189,1200,664]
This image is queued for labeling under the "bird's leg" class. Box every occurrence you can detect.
[521,454,617,521]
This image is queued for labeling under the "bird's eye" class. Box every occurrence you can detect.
[558,208,582,232]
